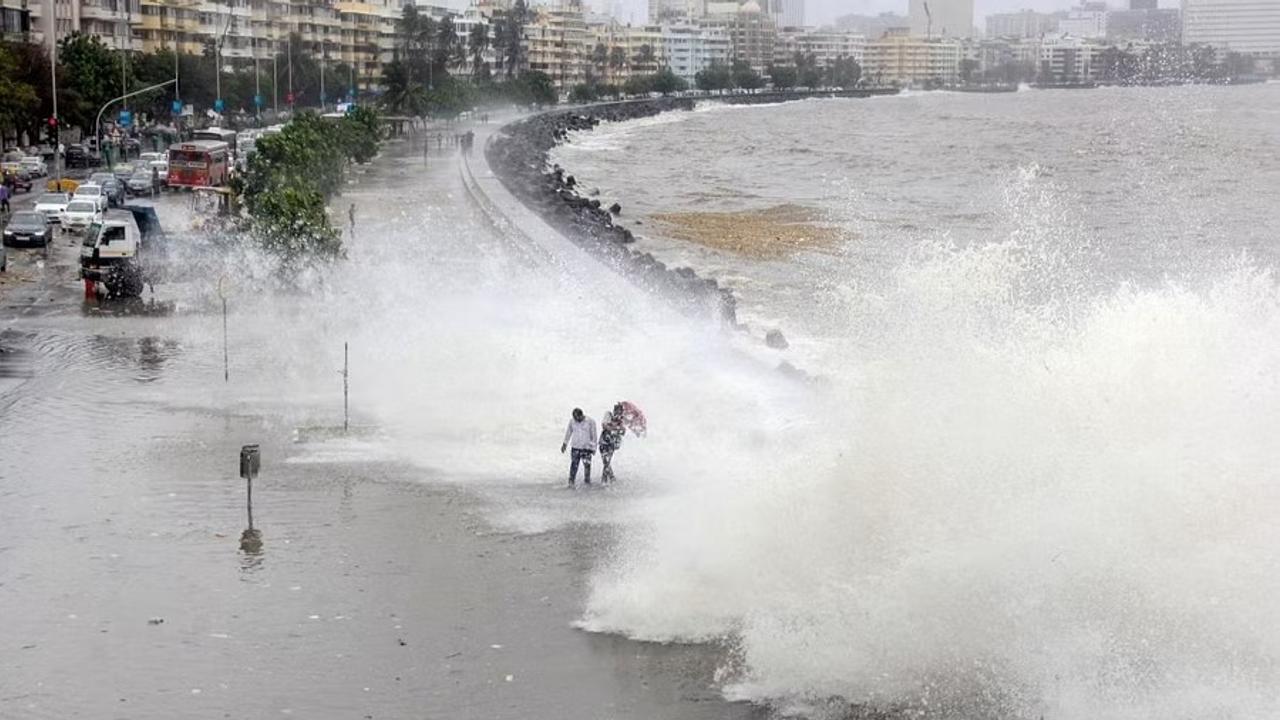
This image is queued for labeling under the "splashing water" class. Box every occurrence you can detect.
[574,164,1280,718]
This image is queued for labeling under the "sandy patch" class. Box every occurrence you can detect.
[650,204,841,259]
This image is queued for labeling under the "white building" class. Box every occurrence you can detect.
[908,0,974,38]
[775,27,865,65]
[1057,3,1108,39]
[661,23,731,83]
[1038,33,1102,80]
[1182,0,1280,55]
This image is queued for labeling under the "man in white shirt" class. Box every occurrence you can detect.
[560,407,598,487]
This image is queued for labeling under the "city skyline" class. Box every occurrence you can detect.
[589,0,1181,26]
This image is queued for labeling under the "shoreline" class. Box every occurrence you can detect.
[483,89,899,328]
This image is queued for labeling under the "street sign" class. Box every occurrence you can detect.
[286,92,295,105]
[254,94,265,108]
[214,98,225,113]
[118,109,133,127]
[171,99,183,114]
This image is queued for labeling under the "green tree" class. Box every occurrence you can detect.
[58,33,126,134]
[695,61,732,91]
[0,44,40,145]
[632,43,656,72]
[731,59,763,89]
[650,67,687,95]
[609,45,627,78]
[959,57,979,84]
[468,22,490,78]
[832,55,862,87]
[768,64,798,89]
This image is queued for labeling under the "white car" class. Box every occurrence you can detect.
[33,192,71,223]
[73,184,110,212]
[139,152,164,164]
[20,156,47,177]
[148,160,168,183]
[60,200,102,234]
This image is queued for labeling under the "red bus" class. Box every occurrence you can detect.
[167,140,230,189]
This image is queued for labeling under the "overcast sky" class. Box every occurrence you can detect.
[583,0,1177,26]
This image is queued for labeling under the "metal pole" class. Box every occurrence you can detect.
[320,41,326,111]
[287,34,293,106]
[254,30,261,122]
[272,44,278,114]
[246,473,253,530]
[96,78,178,171]
[51,32,60,184]
[222,296,229,382]
[343,342,349,433]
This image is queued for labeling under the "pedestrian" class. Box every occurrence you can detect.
[0,181,10,214]
[151,165,161,196]
[560,407,597,487]
[598,403,626,484]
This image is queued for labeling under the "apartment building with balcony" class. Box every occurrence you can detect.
[863,27,961,85]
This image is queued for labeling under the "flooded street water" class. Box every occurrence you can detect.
[0,131,765,720]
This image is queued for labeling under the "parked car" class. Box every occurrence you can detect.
[72,184,110,212]
[111,163,136,182]
[33,192,71,223]
[100,177,126,207]
[60,199,101,234]
[126,170,156,196]
[3,169,33,193]
[66,144,92,168]
[3,211,52,247]
[20,157,47,177]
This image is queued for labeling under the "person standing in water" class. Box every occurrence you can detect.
[561,408,597,487]
[598,403,626,484]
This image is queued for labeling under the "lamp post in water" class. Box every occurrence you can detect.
[239,444,262,553]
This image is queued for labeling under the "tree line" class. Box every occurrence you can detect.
[0,32,367,145]
[378,0,557,118]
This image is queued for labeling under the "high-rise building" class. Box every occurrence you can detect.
[1130,0,1157,9]
[985,10,1058,38]
[1107,6,1181,41]
[834,12,907,39]
[908,0,974,39]
[773,0,804,28]
[649,0,704,23]
[1057,2,1108,38]
[1182,0,1280,55]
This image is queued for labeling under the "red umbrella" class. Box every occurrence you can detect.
[619,401,646,437]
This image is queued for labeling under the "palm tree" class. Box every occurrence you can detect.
[468,22,490,79]
[632,43,655,73]
[592,42,608,78]
[609,45,626,79]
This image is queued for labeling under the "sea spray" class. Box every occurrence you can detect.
[579,227,1280,718]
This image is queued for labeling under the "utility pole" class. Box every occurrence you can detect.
[272,35,278,114]
[342,342,349,433]
[319,40,326,111]
[51,29,60,184]
[287,34,293,108]
[253,29,261,122]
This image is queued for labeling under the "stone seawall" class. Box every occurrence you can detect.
[483,89,899,326]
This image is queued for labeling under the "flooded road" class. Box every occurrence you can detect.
[0,130,764,719]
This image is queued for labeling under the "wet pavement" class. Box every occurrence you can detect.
[0,129,762,720]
